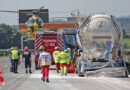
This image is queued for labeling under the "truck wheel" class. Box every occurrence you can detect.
[125,70,128,77]
[78,68,84,77]
[78,73,84,77]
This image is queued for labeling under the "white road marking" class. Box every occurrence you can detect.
[3,65,8,68]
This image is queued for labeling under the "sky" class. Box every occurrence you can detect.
[0,0,130,25]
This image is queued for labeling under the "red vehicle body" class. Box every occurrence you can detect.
[34,32,63,69]
[34,31,76,73]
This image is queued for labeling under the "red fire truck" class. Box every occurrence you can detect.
[34,31,77,73]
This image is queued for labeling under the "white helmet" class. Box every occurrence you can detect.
[55,47,59,50]
[67,48,71,51]
[64,49,68,52]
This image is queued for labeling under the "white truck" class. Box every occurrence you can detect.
[76,14,129,77]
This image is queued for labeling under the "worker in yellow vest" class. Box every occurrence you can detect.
[10,46,20,74]
[66,48,71,71]
[58,49,69,76]
[53,47,60,73]
[9,47,14,72]
[38,46,51,83]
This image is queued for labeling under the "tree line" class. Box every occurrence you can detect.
[0,24,34,49]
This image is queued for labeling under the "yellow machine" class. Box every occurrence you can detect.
[23,7,44,39]
[25,16,43,39]
[0,6,44,40]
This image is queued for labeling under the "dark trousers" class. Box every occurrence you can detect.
[12,60,18,73]
[25,60,31,70]
[55,63,60,70]
[10,59,13,72]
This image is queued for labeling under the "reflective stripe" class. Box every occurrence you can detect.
[41,57,51,66]
[29,68,32,70]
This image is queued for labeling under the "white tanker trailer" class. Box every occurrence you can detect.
[76,14,129,77]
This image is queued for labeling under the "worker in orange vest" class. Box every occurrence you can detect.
[53,47,60,73]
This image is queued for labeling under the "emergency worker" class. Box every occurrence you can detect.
[66,48,71,71]
[22,46,32,74]
[10,46,20,74]
[38,46,51,83]
[9,47,14,72]
[53,47,60,73]
[35,45,44,69]
[58,49,68,76]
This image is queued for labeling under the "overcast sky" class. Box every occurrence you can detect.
[0,0,130,25]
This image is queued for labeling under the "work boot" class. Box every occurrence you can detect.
[26,70,28,74]
[56,70,59,73]
[65,73,67,76]
[29,70,32,74]
[46,80,49,83]
[41,78,45,82]
[14,72,18,74]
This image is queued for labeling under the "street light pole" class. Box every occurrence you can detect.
[21,36,25,51]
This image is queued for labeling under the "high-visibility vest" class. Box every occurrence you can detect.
[58,51,68,63]
[11,50,19,60]
[66,52,71,64]
[40,52,51,66]
[53,50,60,63]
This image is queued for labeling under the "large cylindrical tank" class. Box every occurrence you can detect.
[78,14,123,59]
[79,14,122,46]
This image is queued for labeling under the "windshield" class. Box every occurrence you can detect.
[36,18,43,26]
[26,19,35,26]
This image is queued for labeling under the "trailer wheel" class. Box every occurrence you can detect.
[125,69,129,77]
[77,64,84,77]
[78,73,84,77]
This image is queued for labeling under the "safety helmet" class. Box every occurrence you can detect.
[64,49,68,52]
[39,45,44,50]
[24,46,28,50]
[67,48,71,51]
[11,47,14,50]
[55,47,59,50]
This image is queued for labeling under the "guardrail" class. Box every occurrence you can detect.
[0,51,9,56]
[0,50,34,57]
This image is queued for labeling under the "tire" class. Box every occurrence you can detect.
[78,73,85,77]
[77,64,84,77]
[125,69,129,77]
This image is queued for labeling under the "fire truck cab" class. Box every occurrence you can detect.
[34,31,77,71]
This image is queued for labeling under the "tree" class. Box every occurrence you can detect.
[0,23,22,49]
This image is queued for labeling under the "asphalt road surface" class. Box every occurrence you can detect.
[0,57,130,90]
